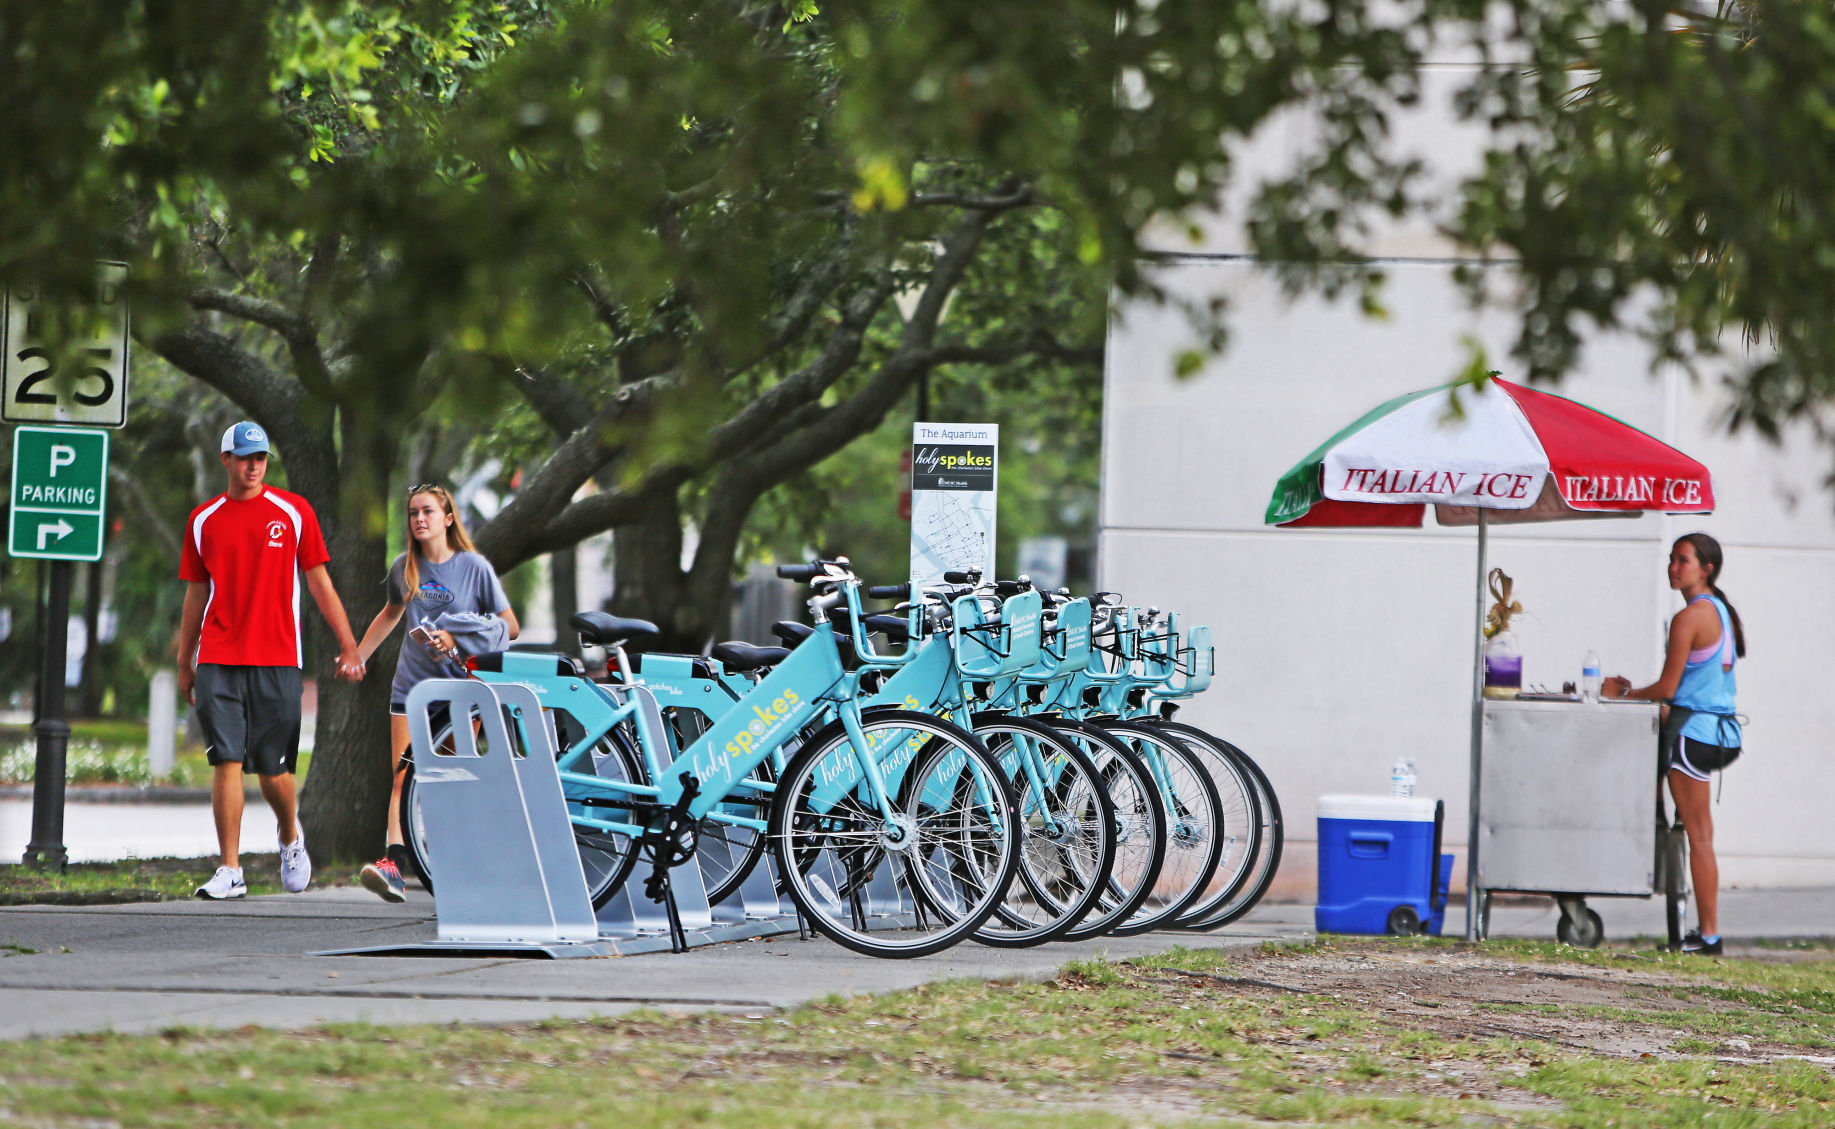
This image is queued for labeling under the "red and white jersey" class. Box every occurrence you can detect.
[179,486,331,667]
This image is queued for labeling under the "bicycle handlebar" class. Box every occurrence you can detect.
[866,583,909,600]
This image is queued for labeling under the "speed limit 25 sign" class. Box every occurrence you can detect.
[2,262,130,428]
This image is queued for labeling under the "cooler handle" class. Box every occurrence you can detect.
[1348,831,1392,859]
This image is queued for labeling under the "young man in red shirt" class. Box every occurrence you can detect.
[176,421,365,899]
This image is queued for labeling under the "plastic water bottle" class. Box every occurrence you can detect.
[1581,650,1602,702]
[1390,757,1416,798]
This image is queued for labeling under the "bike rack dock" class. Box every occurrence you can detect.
[316,679,802,959]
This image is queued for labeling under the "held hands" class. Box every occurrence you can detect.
[336,645,367,683]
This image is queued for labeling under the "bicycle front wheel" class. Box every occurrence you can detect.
[1146,723,1265,929]
[1100,721,1225,937]
[771,711,1021,959]
[1174,732,1285,932]
[1047,718,1168,943]
[970,714,1116,948]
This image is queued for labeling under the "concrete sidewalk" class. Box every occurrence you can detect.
[0,886,1827,1041]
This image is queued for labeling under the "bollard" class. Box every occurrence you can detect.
[147,669,177,778]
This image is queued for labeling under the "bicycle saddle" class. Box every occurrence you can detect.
[465,651,585,676]
[861,614,910,642]
[570,611,661,647]
[630,653,716,680]
[770,621,854,650]
[710,641,790,673]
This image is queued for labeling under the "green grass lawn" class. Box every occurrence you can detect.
[0,854,289,903]
[0,938,1829,1127]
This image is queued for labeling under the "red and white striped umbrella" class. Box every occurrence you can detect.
[1266,376,1714,527]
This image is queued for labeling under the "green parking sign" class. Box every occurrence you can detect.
[9,426,108,561]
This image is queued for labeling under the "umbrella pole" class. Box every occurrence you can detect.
[1465,510,1488,941]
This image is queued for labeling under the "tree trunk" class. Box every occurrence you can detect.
[550,547,579,655]
[610,484,702,651]
[296,520,394,862]
[296,421,399,864]
[78,560,103,717]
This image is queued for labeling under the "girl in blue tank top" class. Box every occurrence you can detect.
[1602,533,1745,956]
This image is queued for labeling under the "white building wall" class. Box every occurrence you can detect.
[1102,257,1835,896]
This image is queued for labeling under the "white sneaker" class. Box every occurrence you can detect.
[280,829,312,893]
[196,866,247,900]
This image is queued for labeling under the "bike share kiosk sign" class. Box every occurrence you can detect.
[909,422,997,585]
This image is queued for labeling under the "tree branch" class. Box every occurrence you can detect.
[108,465,183,562]
[704,275,896,456]
[148,321,300,425]
[301,235,341,318]
[812,186,1039,210]
[923,331,1104,368]
[571,270,629,337]
[188,287,337,400]
[507,467,695,562]
[512,364,595,436]
[470,374,673,564]
[188,288,310,338]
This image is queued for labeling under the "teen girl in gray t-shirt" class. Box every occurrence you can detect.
[384,549,510,708]
[352,485,518,901]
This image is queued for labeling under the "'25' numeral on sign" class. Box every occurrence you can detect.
[11,346,116,407]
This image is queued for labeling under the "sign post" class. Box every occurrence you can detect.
[9,426,110,868]
[5,263,125,868]
[908,422,998,586]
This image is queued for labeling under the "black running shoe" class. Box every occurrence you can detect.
[1679,929,1723,955]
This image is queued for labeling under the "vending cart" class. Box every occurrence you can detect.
[1472,697,1688,946]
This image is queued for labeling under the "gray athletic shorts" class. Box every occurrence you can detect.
[194,664,303,776]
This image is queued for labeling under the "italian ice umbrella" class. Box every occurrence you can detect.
[1264,375,1714,939]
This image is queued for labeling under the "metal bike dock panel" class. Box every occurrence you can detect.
[320,677,800,959]
[318,679,622,958]
[710,853,796,924]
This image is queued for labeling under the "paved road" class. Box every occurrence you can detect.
[1,885,1829,1041]
[0,888,1313,1039]
[0,798,279,864]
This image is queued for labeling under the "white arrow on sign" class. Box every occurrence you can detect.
[37,518,73,550]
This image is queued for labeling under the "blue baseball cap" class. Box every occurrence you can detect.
[220,421,270,457]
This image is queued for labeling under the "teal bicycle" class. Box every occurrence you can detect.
[606,574,1125,948]
[854,575,1169,943]
[402,559,1024,958]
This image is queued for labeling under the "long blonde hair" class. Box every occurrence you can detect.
[402,485,477,595]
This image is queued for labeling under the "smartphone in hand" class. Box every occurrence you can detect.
[408,624,441,653]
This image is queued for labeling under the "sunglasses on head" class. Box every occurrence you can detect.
[406,484,447,497]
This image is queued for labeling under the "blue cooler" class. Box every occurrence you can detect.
[1315,794,1454,936]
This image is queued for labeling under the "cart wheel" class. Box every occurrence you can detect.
[1386,905,1423,936]
[1663,823,1690,951]
[1556,907,1604,949]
